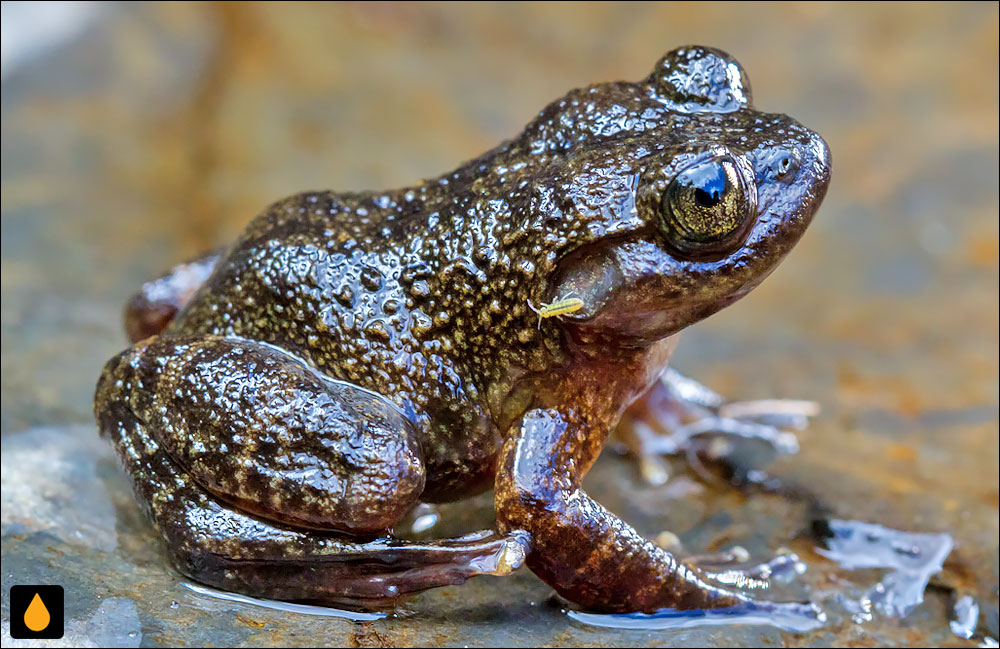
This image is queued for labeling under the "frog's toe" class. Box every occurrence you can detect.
[694,549,810,590]
[652,413,803,457]
[468,530,530,576]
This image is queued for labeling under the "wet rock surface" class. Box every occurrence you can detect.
[2,2,997,646]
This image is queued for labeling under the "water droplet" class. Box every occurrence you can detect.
[411,513,439,534]
[24,592,50,632]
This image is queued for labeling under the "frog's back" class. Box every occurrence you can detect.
[172,189,425,377]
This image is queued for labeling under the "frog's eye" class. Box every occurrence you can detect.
[660,157,754,259]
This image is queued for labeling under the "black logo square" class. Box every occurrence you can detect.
[9,585,64,639]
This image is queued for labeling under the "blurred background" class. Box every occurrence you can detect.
[1,2,997,647]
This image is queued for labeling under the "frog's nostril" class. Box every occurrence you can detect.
[759,148,800,183]
[775,153,797,180]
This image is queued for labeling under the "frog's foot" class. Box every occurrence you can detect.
[617,369,818,485]
[124,250,219,342]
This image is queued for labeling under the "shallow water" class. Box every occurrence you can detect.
[180,583,388,622]
[567,601,826,633]
[816,518,954,619]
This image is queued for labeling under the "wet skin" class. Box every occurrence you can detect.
[95,46,830,612]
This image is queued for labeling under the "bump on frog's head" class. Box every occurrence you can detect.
[649,46,752,113]
[540,47,832,345]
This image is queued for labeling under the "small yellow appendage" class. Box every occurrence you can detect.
[527,294,584,329]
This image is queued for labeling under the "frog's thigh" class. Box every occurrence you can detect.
[95,393,526,605]
[97,334,425,535]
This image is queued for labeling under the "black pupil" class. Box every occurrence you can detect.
[692,165,728,208]
[694,186,721,208]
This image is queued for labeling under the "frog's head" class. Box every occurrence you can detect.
[538,46,831,345]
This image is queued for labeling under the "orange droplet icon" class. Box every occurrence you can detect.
[24,592,50,632]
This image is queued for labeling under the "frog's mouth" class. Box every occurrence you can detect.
[551,129,831,346]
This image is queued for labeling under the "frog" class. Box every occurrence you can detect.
[94,46,830,614]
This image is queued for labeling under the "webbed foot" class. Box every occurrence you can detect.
[618,368,819,486]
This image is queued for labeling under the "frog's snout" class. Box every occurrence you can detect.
[794,128,832,224]
[788,125,831,190]
[752,123,831,238]
[810,131,832,195]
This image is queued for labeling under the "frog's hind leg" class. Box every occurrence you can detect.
[95,335,527,606]
[124,251,220,342]
[105,402,526,606]
[617,369,818,486]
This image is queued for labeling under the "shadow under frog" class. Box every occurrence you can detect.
[94,46,830,614]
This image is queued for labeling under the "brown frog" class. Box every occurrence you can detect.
[94,46,830,614]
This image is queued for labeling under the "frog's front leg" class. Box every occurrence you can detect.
[95,335,527,606]
[494,407,747,613]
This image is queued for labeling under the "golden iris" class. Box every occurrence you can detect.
[661,157,752,258]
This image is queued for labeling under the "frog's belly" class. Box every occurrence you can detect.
[416,408,504,503]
